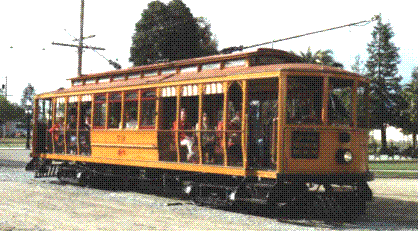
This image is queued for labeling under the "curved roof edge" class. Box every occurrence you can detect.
[37,63,367,98]
[68,48,303,81]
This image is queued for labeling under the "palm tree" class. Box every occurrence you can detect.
[291,47,343,68]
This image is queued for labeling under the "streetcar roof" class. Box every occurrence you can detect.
[67,48,303,81]
[37,49,367,97]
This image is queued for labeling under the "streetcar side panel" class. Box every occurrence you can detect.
[90,130,158,161]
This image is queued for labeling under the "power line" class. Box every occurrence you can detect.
[61,29,121,70]
[220,14,381,54]
[51,42,105,51]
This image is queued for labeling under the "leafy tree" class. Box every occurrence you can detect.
[196,17,218,57]
[20,83,35,111]
[0,96,25,124]
[129,0,218,66]
[365,16,405,153]
[351,54,366,75]
[291,47,343,68]
[400,66,418,149]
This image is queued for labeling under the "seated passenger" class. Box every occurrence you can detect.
[228,110,242,165]
[196,113,215,164]
[228,110,241,147]
[49,117,63,141]
[80,116,91,156]
[124,113,138,129]
[67,114,77,154]
[172,108,194,161]
[49,117,64,152]
[67,114,77,130]
[81,116,91,131]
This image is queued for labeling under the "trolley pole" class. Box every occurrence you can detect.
[52,0,105,77]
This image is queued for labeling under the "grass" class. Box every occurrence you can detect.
[0,138,28,148]
[372,171,418,178]
[369,162,418,171]
[369,161,418,178]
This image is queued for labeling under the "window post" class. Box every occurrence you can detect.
[90,94,95,130]
[276,73,287,173]
[175,86,181,163]
[76,95,81,155]
[198,84,203,164]
[223,82,228,166]
[241,80,248,169]
[352,81,359,127]
[63,97,68,154]
[137,90,142,128]
[155,88,161,132]
[120,92,125,129]
[321,76,330,125]
[105,93,109,129]
[51,98,56,153]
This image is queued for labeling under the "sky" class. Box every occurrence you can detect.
[0,0,417,104]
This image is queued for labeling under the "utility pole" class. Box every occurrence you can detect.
[52,0,105,77]
[1,76,12,100]
[78,0,84,77]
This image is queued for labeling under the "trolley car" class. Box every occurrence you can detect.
[27,48,373,218]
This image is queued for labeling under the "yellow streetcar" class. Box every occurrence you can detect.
[27,48,373,218]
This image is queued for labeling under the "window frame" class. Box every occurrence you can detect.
[92,93,107,129]
[107,92,123,129]
[328,77,354,126]
[122,90,139,130]
[139,89,157,129]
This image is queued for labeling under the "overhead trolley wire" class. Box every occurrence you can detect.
[220,14,381,54]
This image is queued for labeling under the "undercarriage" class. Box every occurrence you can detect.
[27,158,373,221]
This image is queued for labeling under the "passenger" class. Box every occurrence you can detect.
[81,116,91,131]
[124,113,138,129]
[80,116,91,156]
[67,114,77,130]
[229,110,241,131]
[172,108,194,161]
[196,113,215,164]
[228,110,242,165]
[49,117,64,152]
[67,114,77,154]
[49,117,63,141]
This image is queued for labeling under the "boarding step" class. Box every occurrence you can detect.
[35,165,60,178]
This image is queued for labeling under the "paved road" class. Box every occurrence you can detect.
[0,150,417,230]
[0,149,30,168]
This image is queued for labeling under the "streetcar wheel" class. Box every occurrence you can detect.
[79,171,93,187]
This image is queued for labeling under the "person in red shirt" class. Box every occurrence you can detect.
[48,117,64,152]
[172,108,195,161]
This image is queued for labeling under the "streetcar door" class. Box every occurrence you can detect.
[35,98,52,153]
[79,95,92,156]
[247,79,278,170]
[158,87,178,162]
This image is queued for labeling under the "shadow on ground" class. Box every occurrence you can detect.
[47,176,418,230]
[3,160,417,230]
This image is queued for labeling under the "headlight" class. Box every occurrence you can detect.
[336,149,353,164]
[343,151,353,163]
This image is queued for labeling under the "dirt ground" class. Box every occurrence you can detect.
[0,150,417,230]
